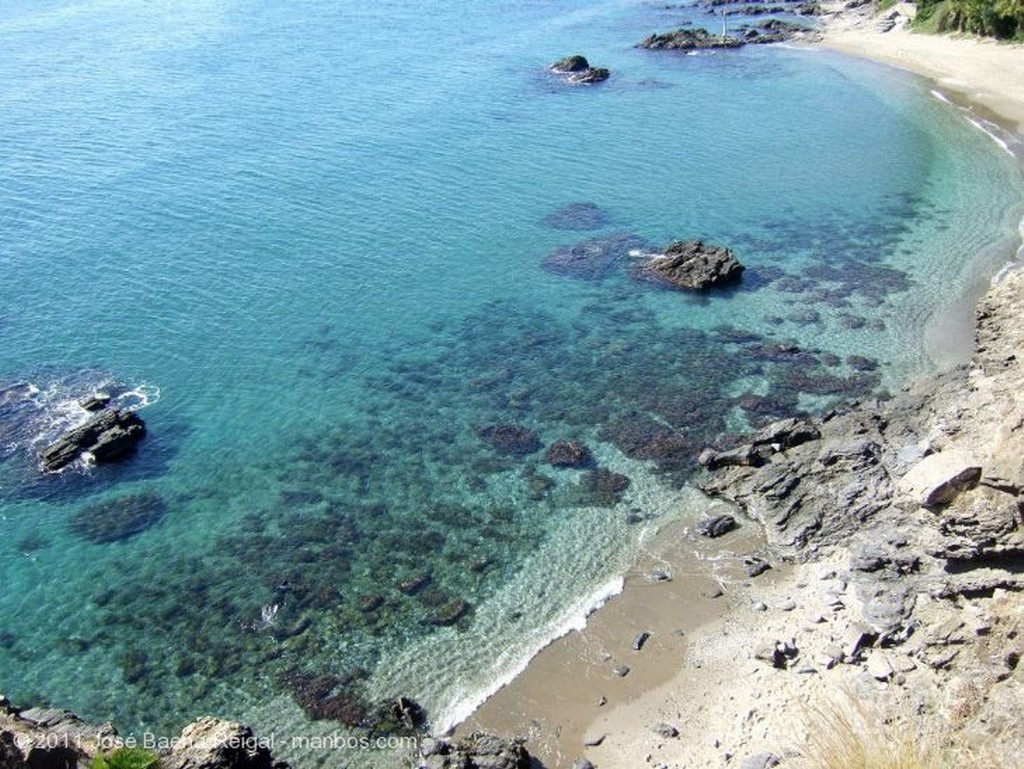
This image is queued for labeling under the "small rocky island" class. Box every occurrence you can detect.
[637,19,816,51]
[39,405,146,472]
[632,239,745,291]
[549,54,611,85]
[637,28,745,51]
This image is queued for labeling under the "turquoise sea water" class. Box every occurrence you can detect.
[1,0,1023,764]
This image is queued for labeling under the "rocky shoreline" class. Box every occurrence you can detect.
[467,263,1024,769]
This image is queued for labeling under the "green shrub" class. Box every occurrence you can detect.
[91,747,160,769]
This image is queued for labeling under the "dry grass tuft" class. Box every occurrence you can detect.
[795,695,1006,769]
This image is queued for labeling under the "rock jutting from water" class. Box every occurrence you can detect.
[38,407,146,472]
[637,21,817,52]
[549,54,611,85]
[637,28,745,51]
[631,240,745,291]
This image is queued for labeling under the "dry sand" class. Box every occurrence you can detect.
[819,2,1024,132]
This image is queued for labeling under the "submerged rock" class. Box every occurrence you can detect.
[632,240,745,291]
[425,598,471,626]
[545,440,594,468]
[476,424,542,455]
[579,468,631,505]
[542,202,612,231]
[543,232,650,281]
[70,491,168,544]
[39,407,146,472]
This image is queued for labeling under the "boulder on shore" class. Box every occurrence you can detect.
[632,240,745,291]
[39,407,146,472]
[420,732,531,769]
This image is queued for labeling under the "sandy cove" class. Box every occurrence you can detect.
[819,2,1024,132]
[452,10,1024,769]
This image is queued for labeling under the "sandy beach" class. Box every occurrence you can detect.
[453,9,1024,769]
[819,2,1024,132]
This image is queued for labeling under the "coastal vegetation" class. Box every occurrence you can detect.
[914,0,1024,38]
[91,747,160,769]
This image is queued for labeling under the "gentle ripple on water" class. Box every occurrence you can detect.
[0,0,1022,761]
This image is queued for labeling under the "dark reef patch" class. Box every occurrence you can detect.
[70,491,168,544]
[542,202,612,231]
[542,233,650,281]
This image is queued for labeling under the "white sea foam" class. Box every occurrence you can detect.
[965,116,1017,158]
[434,575,625,734]
[930,89,954,106]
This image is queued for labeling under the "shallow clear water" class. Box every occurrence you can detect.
[1,0,1022,763]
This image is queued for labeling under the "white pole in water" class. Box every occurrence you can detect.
[721,9,727,40]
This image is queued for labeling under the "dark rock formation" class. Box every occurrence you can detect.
[579,468,631,506]
[631,240,745,291]
[425,598,472,626]
[420,732,531,769]
[637,28,745,51]
[39,408,146,472]
[568,67,610,84]
[697,514,738,538]
[282,670,370,725]
[545,440,594,468]
[698,417,820,470]
[0,699,115,769]
[550,55,611,85]
[79,393,112,412]
[70,491,168,544]
[550,55,591,73]
[160,717,289,769]
[476,424,541,455]
[542,202,612,231]
[543,233,650,281]
[700,411,892,560]
[0,698,289,769]
[742,18,816,44]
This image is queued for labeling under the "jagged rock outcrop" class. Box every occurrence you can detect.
[637,28,745,51]
[0,698,116,769]
[39,408,146,472]
[419,732,531,769]
[549,55,611,85]
[631,240,745,291]
[160,717,288,769]
[550,55,591,73]
[0,699,288,769]
[568,67,610,84]
[700,268,1024,642]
